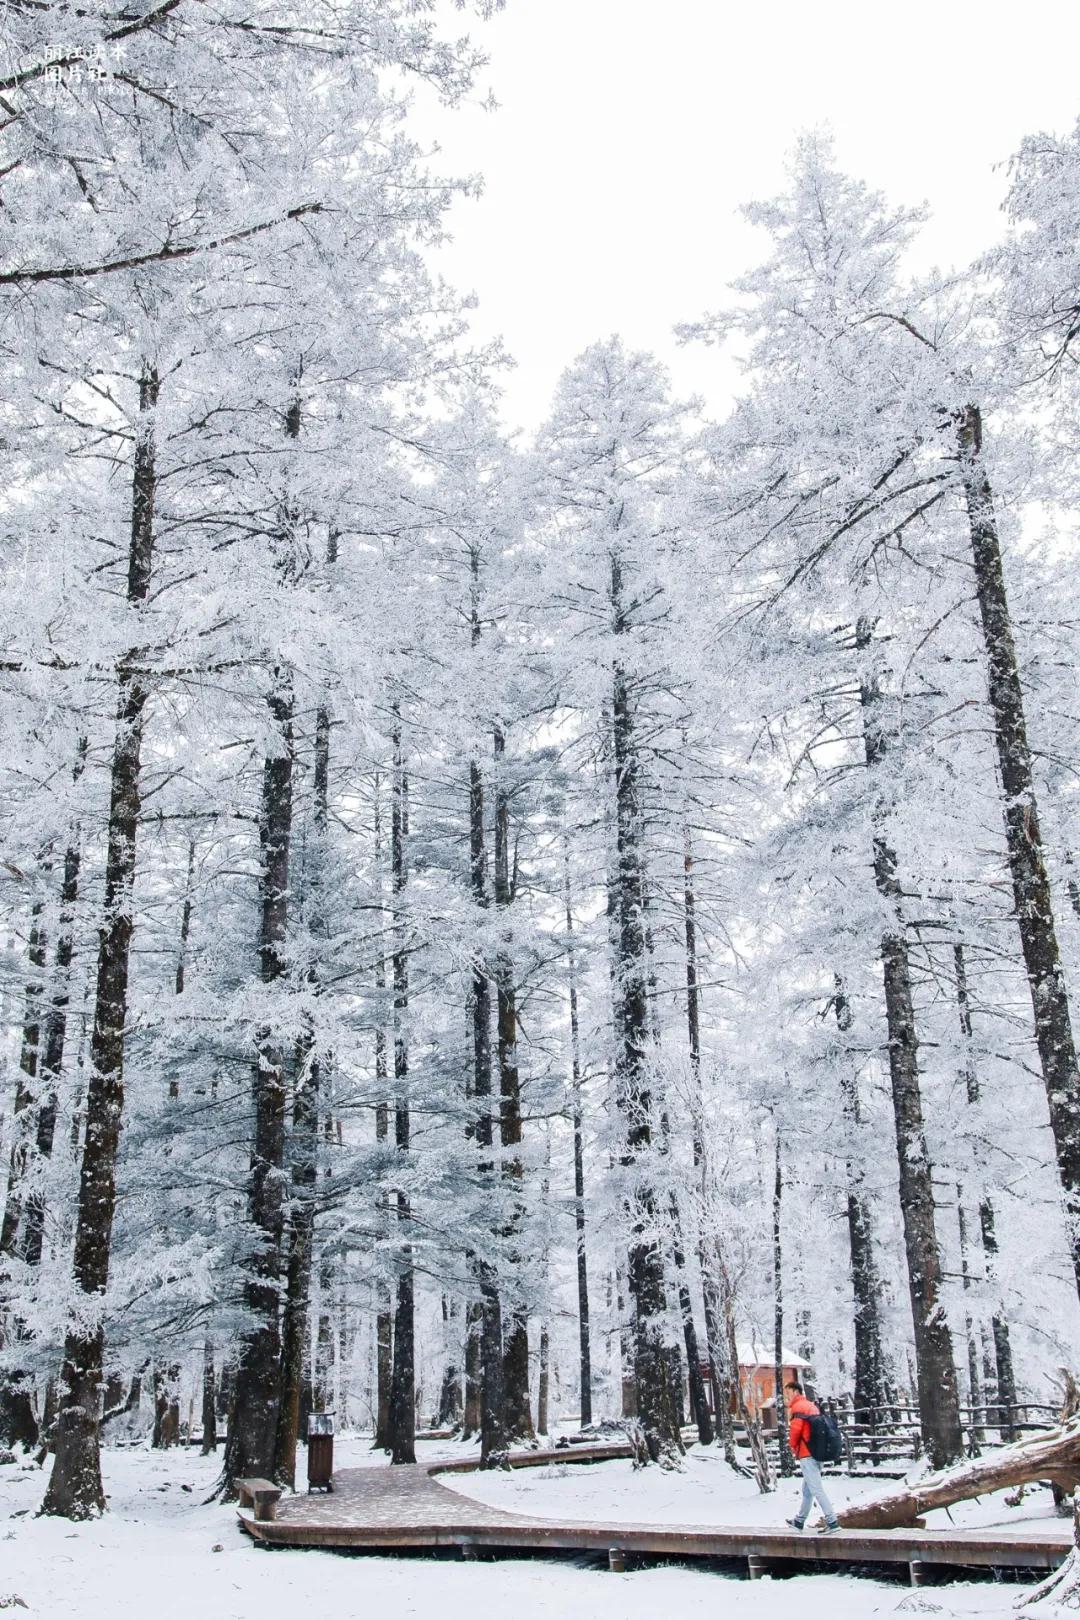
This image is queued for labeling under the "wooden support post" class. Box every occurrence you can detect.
[909,1560,927,1587]
[460,1540,476,1561]
[748,1555,768,1580]
[608,1548,626,1572]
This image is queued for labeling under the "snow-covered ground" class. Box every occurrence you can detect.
[448,1446,1065,1534]
[0,1438,1063,1620]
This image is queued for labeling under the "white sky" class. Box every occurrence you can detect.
[413,0,1080,434]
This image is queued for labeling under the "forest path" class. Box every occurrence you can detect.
[239,1452,1074,1578]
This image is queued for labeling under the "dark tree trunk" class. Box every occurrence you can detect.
[466,698,506,1465]
[274,1035,318,1485]
[683,824,731,1456]
[981,1200,1018,1441]
[150,847,194,1458]
[537,1322,550,1436]
[387,724,415,1466]
[275,693,331,1486]
[217,1360,234,1422]
[22,775,84,1275]
[1,909,46,1258]
[644,889,712,1451]
[152,1365,180,1449]
[609,548,681,1464]
[375,1306,393,1449]
[773,1131,795,1475]
[220,665,294,1494]
[462,1300,482,1441]
[857,618,962,1472]
[437,1296,463,1428]
[957,1198,983,1444]
[223,373,309,1494]
[493,726,533,1444]
[563,847,592,1428]
[201,1341,218,1454]
[958,405,1080,1300]
[952,941,1017,1440]
[0,908,47,1449]
[313,1255,335,1420]
[615,1262,637,1420]
[42,364,160,1520]
[832,976,888,1420]
[372,774,394,1452]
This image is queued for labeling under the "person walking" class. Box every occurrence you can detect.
[784,1378,839,1532]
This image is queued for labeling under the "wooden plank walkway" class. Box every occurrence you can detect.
[238,1455,1073,1581]
[429,1442,635,1475]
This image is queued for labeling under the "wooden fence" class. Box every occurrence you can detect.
[734,1401,1060,1477]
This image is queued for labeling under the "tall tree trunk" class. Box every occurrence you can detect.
[772,1129,794,1475]
[537,1322,550,1437]
[832,975,887,1421]
[437,1296,463,1428]
[956,1198,983,1446]
[0,907,47,1449]
[42,363,160,1520]
[274,692,331,1486]
[462,1299,483,1441]
[953,941,1017,1439]
[563,845,592,1428]
[958,404,1080,1300]
[683,823,732,1457]
[372,773,394,1451]
[644,892,712,1450]
[387,723,415,1466]
[152,1365,180,1449]
[313,1251,336,1422]
[23,763,84,1277]
[151,841,196,1455]
[201,1341,218,1454]
[221,370,306,1495]
[493,725,533,1444]
[1,908,46,1259]
[465,569,506,1467]
[220,666,294,1493]
[857,617,962,1471]
[609,545,681,1465]
[274,1051,317,1485]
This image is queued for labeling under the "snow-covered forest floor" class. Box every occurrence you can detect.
[449,1447,1065,1534]
[0,1440,1064,1620]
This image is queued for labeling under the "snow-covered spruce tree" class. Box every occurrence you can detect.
[535,338,697,1467]
[696,134,1080,1317]
[0,1,505,1517]
[684,139,974,1466]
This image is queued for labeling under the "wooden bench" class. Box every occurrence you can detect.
[236,1477,283,1522]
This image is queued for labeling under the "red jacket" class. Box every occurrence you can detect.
[788,1392,819,1459]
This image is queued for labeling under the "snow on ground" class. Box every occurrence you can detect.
[0,1438,1061,1620]
[449,1447,1065,1535]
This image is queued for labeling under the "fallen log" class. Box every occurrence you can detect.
[838,1418,1080,1531]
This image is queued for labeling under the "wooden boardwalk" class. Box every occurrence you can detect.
[238,1455,1073,1582]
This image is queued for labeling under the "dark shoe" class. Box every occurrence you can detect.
[818,1522,840,1534]
[786,1518,805,1531]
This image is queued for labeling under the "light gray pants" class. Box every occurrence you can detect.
[795,1456,837,1525]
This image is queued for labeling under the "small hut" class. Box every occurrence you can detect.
[696,1341,812,1427]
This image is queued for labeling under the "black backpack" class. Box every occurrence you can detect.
[807,1410,844,1464]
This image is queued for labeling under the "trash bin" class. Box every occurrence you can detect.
[307,1412,334,1493]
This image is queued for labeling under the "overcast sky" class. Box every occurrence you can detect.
[413,0,1080,434]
